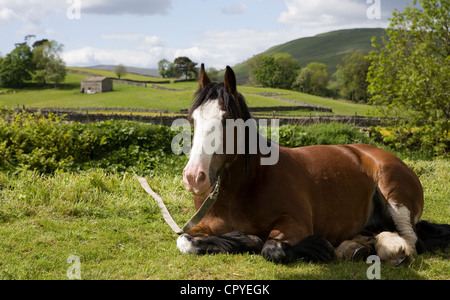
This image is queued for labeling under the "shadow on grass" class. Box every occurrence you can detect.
[277,250,450,280]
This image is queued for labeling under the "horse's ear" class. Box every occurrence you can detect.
[199,63,211,89]
[224,66,241,111]
[224,65,238,95]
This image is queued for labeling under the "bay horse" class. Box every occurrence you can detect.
[177,64,449,265]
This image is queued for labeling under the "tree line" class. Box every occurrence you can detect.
[0,36,66,88]
[247,51,371,103]
[158,57,220,81]
[248,0,448,155]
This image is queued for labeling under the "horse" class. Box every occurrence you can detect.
[176,64,449,265]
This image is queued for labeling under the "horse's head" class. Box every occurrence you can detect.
[183,64,251,196]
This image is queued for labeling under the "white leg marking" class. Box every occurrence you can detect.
[388,203,417,255]
[375,231,409,264]
[375,203,418,264]
[177,234,197,254]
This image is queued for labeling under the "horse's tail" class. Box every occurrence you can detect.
[415,220,450,254]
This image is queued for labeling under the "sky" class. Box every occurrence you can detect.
[0,0,411,70]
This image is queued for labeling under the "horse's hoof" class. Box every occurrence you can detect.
[352,246,369,261]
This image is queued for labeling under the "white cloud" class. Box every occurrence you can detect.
[101,34,165,48]
[278,0,371,26]
[0,0,172,30]
[63,46,165,67]
[221,2,247,15]
[82,0,172,16]
[179,28,302,68]
[0,8,19,23]
[64,26,311,69]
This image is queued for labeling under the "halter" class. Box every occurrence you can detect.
[135,172,221,235]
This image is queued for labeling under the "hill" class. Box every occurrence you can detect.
[231,28,386,84]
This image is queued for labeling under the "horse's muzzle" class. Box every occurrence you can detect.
[183,166,212,197]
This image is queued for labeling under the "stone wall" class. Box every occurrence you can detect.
[17,108,384,128]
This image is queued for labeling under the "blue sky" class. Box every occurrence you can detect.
[0,0,410,69]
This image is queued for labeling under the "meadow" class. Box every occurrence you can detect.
[0,161,448,280]
[0,112,448,280]
[0,68,375,116]
[0,71,447,280]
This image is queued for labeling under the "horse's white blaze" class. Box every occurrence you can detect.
[187,100,225,174]
[183,100,225,194]
[190,99,225,155]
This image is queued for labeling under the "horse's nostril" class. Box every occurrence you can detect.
[198,172,206,183]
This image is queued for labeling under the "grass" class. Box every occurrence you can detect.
[239,86,377,116]
[0,159,448,280]
[0,68,376,116]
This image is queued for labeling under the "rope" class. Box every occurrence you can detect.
[134,172,221,235]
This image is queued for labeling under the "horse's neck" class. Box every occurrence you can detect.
[222,153,264,193]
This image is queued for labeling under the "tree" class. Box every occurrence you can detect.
[292,62,330,96]
[247,54,267,84]
[206,67,219,82]
[291,67,311,93]
[158,59,180,78]
[254,53,299,89]
[336,51,371,102]
[158,59,170,78]
[254,56,276,87]
[32,40,66,87]
[174,57,197,79]
[114,64,127,79]
[0,43,34,88]
[367,0,449,155]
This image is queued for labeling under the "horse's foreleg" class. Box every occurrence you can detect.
[262,235,335,264]
[335,234,375,261]
[177,231,264,255]
[261,218,335,264]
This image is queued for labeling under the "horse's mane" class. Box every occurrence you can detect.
[189,82,252,121]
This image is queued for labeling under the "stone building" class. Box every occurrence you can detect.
[81,76,113,94]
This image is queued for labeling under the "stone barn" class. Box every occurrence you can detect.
[81,76,113,94]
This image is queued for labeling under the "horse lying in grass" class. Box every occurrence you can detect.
[176,64,450,265]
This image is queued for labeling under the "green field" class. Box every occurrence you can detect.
[0,68,375,116]
[1,68,446,280]
[0,114,448,280]
[0,160,448,280]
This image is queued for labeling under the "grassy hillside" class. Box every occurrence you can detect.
[231,28,386,84]
[0,68,376,116]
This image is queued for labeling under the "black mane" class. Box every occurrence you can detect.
[189,82,252,121]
